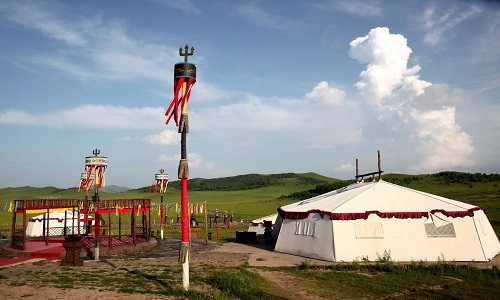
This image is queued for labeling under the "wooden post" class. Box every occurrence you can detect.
[64,210,67,236]
[108,205,112,250]
[356,159,359,183]
[118,210,122,240]
[10,203,17,249]
[132,204,136,246]
[216,218,219,240]
[23,207,27,250]
[77,202,81,236]
[148,200,152,241]
[378,150,382,180]
[204,203,208,245]
[44,209,49,245]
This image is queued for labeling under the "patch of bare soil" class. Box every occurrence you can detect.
[253,269,327,300]
[380,276,464,299]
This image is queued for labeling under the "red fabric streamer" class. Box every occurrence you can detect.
[165,77,196,126]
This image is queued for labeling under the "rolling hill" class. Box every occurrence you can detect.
[1,172,499,236]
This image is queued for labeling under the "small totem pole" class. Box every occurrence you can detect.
[149,169,169,239]
[84,148,107,261]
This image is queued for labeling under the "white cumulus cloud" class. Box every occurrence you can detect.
[350,27,475,173]
[142,129,179,145]
[409,107,475,172]
[349,27,431,111]
[305,81,345,106]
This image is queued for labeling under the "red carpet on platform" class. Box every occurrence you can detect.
[1,236,157,268]
[2,240,66,261]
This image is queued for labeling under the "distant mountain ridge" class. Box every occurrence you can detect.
[3,171,499,197]
[100,185,131,193]
[134,172,337,192]
[177,172,336,191]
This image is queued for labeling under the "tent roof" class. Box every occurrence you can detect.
[278,180,481,220]
[250,213,277,225]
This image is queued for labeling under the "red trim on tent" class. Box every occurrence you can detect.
[278,207,485,221]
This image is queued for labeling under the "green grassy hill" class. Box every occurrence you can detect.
[1,171,499,236]
[0,172,337,227]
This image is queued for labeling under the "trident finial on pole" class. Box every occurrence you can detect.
[179,44,194,62]
[93,148,100,156]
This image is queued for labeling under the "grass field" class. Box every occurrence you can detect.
[1,172,499,236]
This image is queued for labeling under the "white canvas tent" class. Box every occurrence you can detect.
[274,180,500,262]
[26,211,91,237]
[248,213,277,235]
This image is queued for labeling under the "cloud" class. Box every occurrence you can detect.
[192,81,232,102]
[192,85,361,145]
[349,27,431,111]
[350,27,475,173]
[422,4,482,46]
[335,163,354,172]
[0,79,359,152]
[313,0,382,17]
[233,1,297,30]
[0,2,178,82]
[0,105,164,129]
[0,2,86,46]
[152,0,201,15]
[305,81,345,106]
[192,94,300,132]
[142,129,179,145]
[158,152,202,168]
[409,107,475,172]
[158,154,178,163]
[336,0,383,17]
[469,9,500,65]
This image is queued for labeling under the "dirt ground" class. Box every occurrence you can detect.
[0,238,314,300]
[1,238,499,299]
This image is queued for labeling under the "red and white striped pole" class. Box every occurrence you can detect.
[165,44,196,290]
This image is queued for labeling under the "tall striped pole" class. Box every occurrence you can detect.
[165,44,196,290]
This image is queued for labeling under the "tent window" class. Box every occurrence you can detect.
[478,220,490,236]
[294,220,316,237]
[355,223,384,239]
[425,223,456,238]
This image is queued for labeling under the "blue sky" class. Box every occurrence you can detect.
[0,0,499,189]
